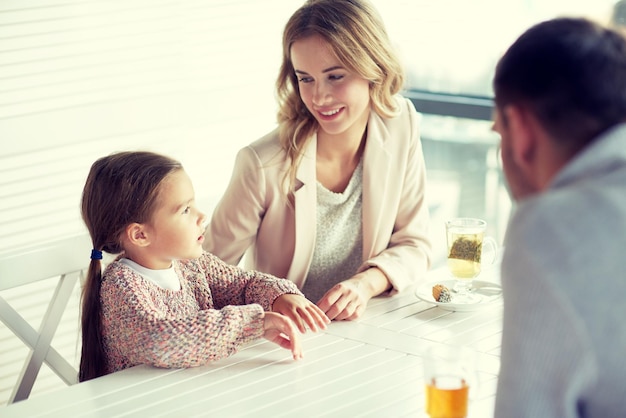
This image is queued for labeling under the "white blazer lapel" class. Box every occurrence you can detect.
[362,112,392,260]
[286,135,317,287]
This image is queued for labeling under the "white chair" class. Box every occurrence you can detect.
[0,234,90,404]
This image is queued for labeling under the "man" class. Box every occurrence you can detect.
[492,17,626,417]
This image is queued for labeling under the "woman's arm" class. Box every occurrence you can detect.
[317,266,390,320]
[363,98,431,294]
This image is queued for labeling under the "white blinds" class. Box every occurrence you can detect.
[0,0,299,253]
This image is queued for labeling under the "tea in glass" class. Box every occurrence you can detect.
[447,231,483,279]
[445,218,497,302]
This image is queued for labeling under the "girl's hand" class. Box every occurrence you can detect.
[272,294,330,333]
[262,312,303,360]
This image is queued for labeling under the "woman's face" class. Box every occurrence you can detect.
[290,35,371,140]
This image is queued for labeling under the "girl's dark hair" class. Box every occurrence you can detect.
[79,151,182,381]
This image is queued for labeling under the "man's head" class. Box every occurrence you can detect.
[492,18,626,199]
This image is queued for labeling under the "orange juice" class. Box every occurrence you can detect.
[426,376,469,418]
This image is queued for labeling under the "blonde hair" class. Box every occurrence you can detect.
[276,0,404,193]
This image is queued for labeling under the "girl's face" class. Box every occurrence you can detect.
[291,35,371,140]
[143,169,206,269]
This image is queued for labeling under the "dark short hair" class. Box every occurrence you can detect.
[493,17,626,152]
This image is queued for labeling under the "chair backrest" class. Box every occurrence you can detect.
[0,233,91,404]
[0,234,91,292]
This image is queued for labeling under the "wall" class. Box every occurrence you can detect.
[0,0,300,253]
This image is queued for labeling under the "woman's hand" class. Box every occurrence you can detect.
[272,294,330,333]
[262,312,303,360]
[317,267,391,321]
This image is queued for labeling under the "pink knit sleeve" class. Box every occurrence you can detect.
[101,263,265,372]
[196,252,303,310]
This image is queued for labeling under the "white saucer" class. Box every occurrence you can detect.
[414,279,503,312]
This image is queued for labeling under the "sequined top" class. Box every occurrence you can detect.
[100,251,302,374]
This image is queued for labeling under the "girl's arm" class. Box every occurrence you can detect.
[195,253,329,332]
[101,266,266,370]
[196,252,300,310]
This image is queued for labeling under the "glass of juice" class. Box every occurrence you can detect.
[424,344,477,418]
[445,218,498,302]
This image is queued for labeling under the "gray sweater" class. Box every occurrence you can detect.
[302,160,363,302]
[495,124,626,417]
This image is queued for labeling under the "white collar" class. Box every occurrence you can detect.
[120,258,181,291]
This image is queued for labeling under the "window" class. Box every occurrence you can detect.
[370,0,616,263]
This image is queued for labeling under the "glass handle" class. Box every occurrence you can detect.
[482,237,499,266]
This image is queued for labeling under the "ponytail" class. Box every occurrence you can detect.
[79,251,107,381]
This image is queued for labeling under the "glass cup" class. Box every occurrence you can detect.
[445,218,498,302]
[424,344,477,418]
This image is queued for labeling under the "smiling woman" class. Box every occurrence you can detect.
[204,0,432,321]
[291,34,371,193]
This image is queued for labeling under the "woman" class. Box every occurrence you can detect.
[205,0,431,320]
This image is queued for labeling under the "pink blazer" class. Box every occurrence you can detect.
[205,97,431,295]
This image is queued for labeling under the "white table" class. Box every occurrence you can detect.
[1,267,502,418]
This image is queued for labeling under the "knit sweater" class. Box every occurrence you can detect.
[100,251,302,374]
[303,159,363,302]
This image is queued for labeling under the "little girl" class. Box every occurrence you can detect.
[79,151,329,382]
